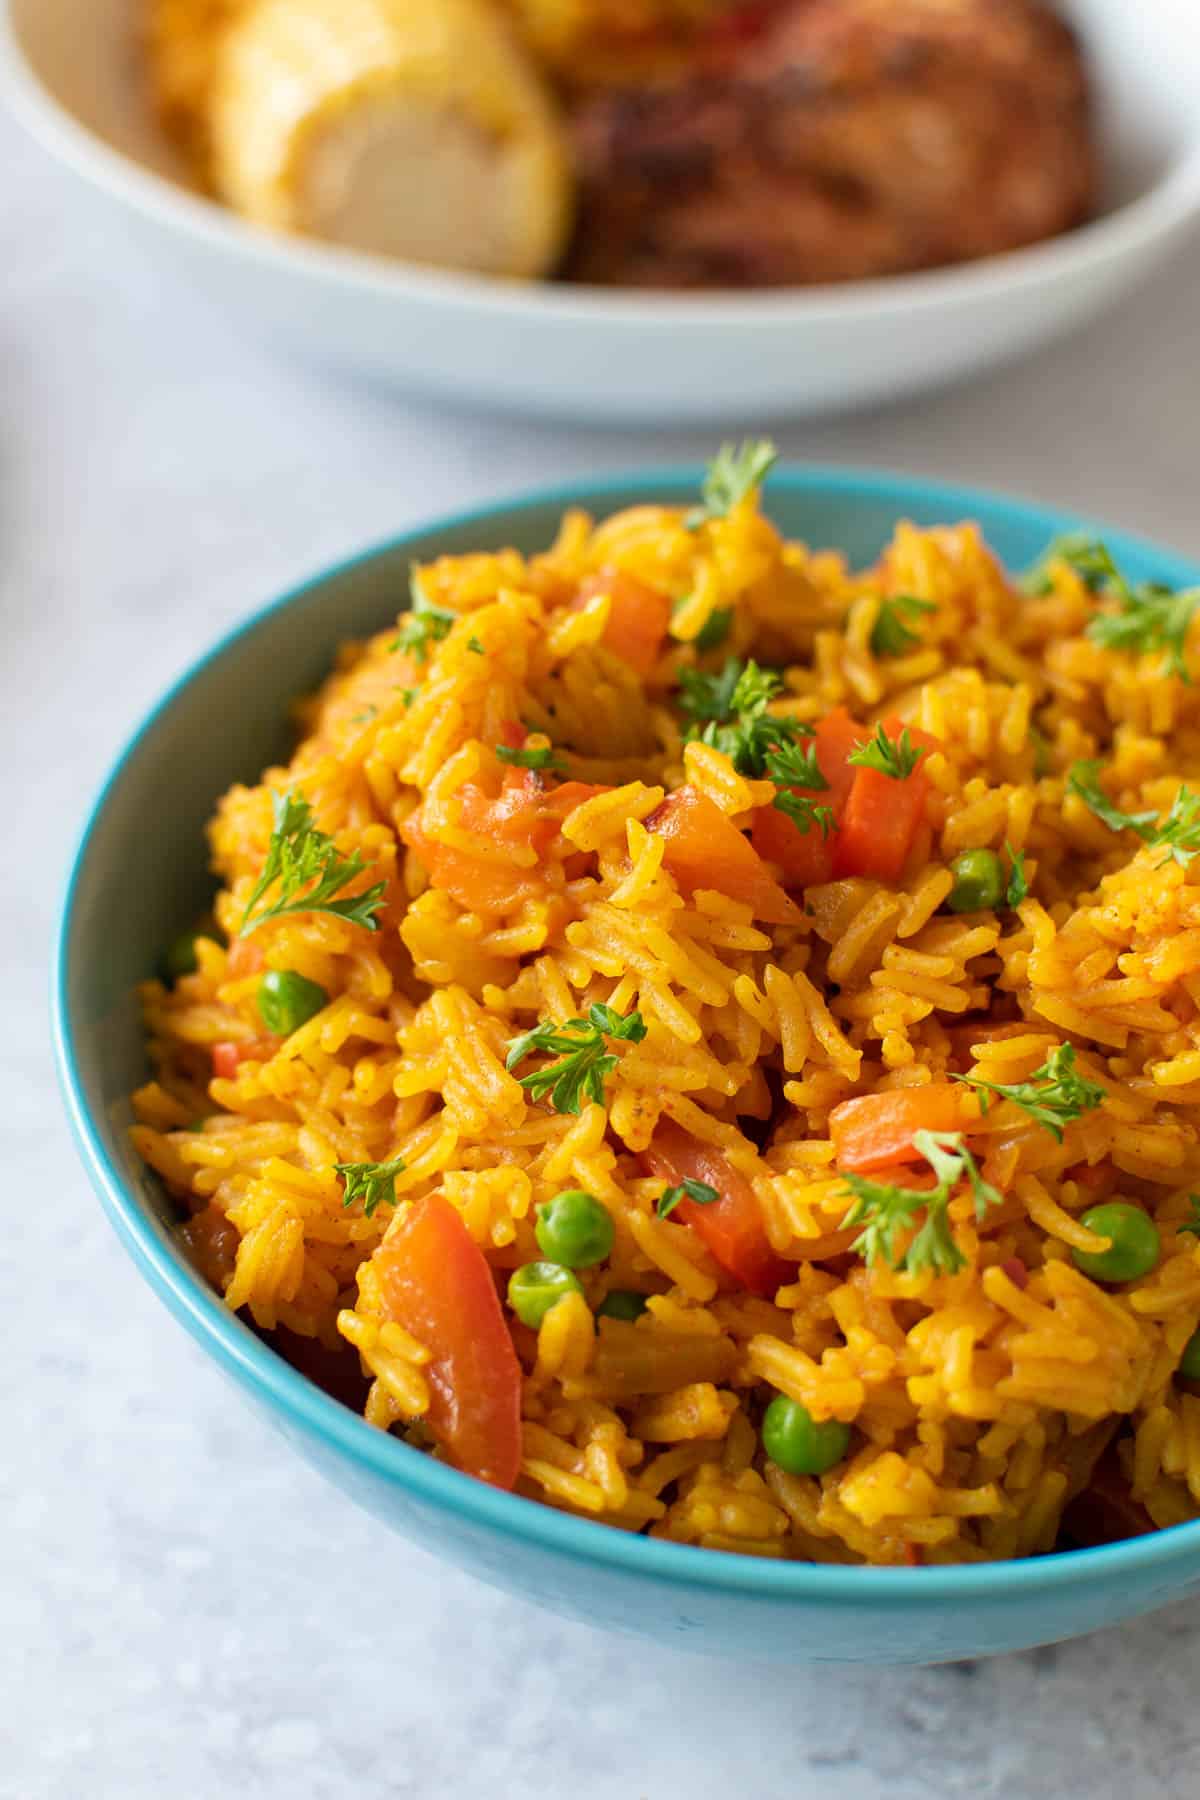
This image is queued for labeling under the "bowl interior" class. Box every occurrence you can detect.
[11,0,1200,266]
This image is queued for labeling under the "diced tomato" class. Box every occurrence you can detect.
[211,1038,277,1079]
[829,1084,973,1174]
[812,709,874,816]
[1000,1256,1030,1290]
[402,776,608,917]
[750,801,836,889]
[902,1543,924,1567]
[642,1121,791,1298]
[376,1194,522,1490]
[648,787,801,926]
[1067,1161,1118,1199]
[577,568,672,676]
[224,939,265,979]
[833,716,940,884]
[750,708,884,892]
[532,780,608,832]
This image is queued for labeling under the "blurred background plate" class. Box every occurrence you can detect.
[5,0,1200,422]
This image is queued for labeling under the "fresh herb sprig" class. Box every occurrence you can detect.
[1028,535,1198,680]
[762,727,836,837]
[765,736,826,792]
[1066,762,1158,840]
[678,657,811,779]
[239,791,386,937]
[685,440,778,530]
[1067,763,1200,867]
[871,594,936,658]
[847,721,928,782]
[657,1178,719,1220]
[1149,786,1200,868]
[841,1129,1000,1278]
[954,1044,1104,1143]
[505,1003,647,1115]
[496,743,566,772]
[1005,842,1029,908]
[773,790,836,838]
[336,1156,407,1219]
[1176,1196,1200,1238]
[391,570,457,663]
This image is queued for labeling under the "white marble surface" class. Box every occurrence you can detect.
[7,89,1200,1800]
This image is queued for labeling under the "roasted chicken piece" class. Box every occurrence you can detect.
[569,0,1097,287]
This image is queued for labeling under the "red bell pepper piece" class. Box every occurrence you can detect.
[642,1121,791,1298]
[648,787,801,926]
[376,1195,522,1491]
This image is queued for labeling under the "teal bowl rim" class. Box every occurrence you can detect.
[52,463,1200,1605]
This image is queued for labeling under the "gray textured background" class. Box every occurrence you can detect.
[6,93,1200,1800]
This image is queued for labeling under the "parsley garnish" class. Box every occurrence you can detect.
[841,1129,1000,1278]
[399,687,417,708]
[392,609,454,662]
[505,1003,647,1115]
[1024,533,1123,596]
[1066,761,1158,840]
[657,1177,719,1220]
[685,440,778,530]
[336,1155,406,1219]
[239,791,386,938]
[495,743,566,772]
[1030,534,1198,680]
[773,790,836,838]
[678,656,746,726]
[390,572,456,663]
[954,1043,1104,1143]
[847,721,927,781]
[871,594,936,658]
[1177,1197,1200,1238]
[1005,842,1029,908]
[764,736,833,836]
[678,657,809,777]
[1067,765,1200,868]
[468,637,485,655]
[765,736,827,791]
[1149,786,1200,868]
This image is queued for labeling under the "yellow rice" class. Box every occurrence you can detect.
[132,479,1200,1565]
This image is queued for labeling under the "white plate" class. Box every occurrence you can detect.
[6,0,1200,423]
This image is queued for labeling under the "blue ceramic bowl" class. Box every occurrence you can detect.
[54,468,1200,1664]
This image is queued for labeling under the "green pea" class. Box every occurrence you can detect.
[946,849,1006,914]
[1179,1330,1200,1381]
[507,1262,584,1330]
[163,929,207,981]
[597,1290,648,1322]
[1072,1203,1160,1284]
[762,1395,850,1477]
[256,969,329,1036]
[535,1190,615,1269]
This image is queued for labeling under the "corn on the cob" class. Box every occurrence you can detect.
[209,0,572,277]
[146,0,249,177]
